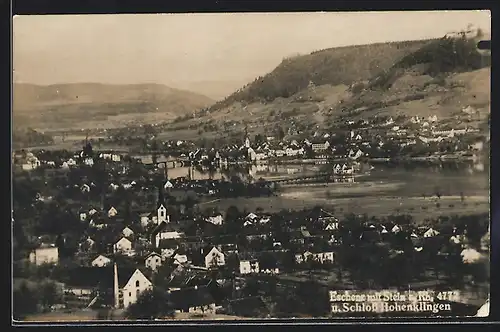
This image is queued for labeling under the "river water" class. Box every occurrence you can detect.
[165,160,489,198]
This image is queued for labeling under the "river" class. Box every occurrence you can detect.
[173,160,489,218]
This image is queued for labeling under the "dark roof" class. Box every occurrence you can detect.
[145,251,162,260]
[151,221,168,237]
[158,238,180,249]
[169,286,215,309]
[61,266,137,289]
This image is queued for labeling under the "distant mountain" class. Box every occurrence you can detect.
[13,83,214,131]
[173,79,256,101]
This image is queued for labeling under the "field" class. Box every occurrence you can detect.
[201,178,489,222]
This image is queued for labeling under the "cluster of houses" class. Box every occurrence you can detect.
[13,110,486,176]
[26,185,485,314]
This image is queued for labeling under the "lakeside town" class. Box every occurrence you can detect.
[13,115,490,320]
[13,12,490,323]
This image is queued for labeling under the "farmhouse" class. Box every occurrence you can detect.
[203,246,226,268]
[91,254,111,267]
[113,237,133,254]
[29,244,59,266]
[239,260,260,275]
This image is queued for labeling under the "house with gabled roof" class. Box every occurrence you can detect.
[144,252,163,271]
[203,246,225,269]
[423,228,440,238]
[122,226,135,238]
[91,254,111,267]
[113,237,133,254]
[80,184,91,193]
[108,206,118,218]
[205,213,223,225]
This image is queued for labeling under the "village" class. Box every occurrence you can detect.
[12,116,490,319]
[17,110,488,170]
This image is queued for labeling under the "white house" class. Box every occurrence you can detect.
[311,141,330,152]
[114,237,133,254]
[91,254,111,267]
[108,206,118,218]
[423,228,440,238]
[164,181,174,189]
[173,253,189,265]
[116,267,153,309]
[145,252,163,271]
[66,158,77,167]
[88,208,98,216]
[84,158,94,166]
[246,213,258,221]
[81,184,91,193]
[155,231,182,248]
[21,156,41,170]
[295,251,334,264]
[204,247,225,268]
[325,221,340,231]
[79,212,87,221]
[239,260,260,275]
[29,245,59,266]
[255,152,268,161]
[122,227,134,238]
[391,225,401,233]
[206,215,224,226]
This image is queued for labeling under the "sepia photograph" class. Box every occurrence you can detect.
[12,10,491,322]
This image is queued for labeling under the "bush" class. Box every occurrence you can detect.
[126,288,175,320]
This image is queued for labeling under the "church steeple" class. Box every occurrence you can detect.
[157,184,165,209]
[156,184,168,224]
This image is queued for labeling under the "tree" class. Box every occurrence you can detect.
[276,127,286,141]
[39,281,61,310]
[225,205,240,223]
[254,134,265,146]
[13,282,39,320]
[126,288,175,320]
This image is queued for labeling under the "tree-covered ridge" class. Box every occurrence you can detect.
[208,29,489,114]
[369,31,490,90]
[209,39,432,110]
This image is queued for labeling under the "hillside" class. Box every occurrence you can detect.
[168,33,490,140]
[209,39,433,110]
[13,83,214,131]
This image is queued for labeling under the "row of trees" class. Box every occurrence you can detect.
[13,280,62,320]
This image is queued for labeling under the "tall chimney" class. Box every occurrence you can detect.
[113,263,120,309]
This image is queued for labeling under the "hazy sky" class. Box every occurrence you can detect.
[13,11,490,98]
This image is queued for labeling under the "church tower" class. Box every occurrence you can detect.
[244,125,250,149]
[156,185,168,224]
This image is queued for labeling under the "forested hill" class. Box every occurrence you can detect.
[208,30,489,113]
[208,39,432,111]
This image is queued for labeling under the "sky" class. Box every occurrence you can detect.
[13,11,491,99]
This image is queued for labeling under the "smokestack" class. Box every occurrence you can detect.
[113,263,119,309]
